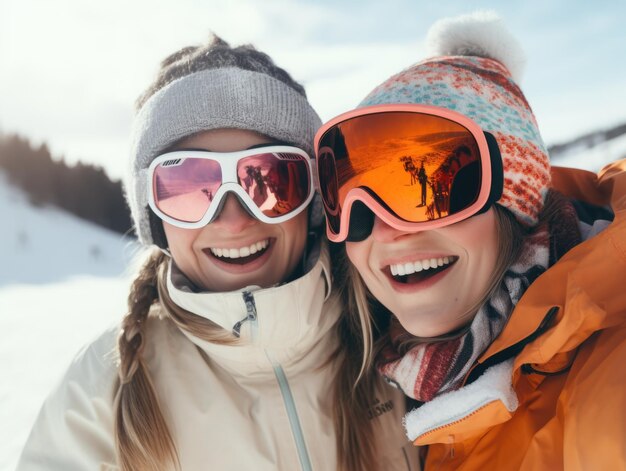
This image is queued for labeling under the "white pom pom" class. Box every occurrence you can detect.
[425,11,526,82]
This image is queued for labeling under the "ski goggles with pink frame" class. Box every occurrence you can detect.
[147,145,314,228]
[314,104,503,242]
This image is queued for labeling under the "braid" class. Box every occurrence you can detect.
[114,249,180,471]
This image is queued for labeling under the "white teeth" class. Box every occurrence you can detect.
[210,239,269,259]
[388,256,455,277]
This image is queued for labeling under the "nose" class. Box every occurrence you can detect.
[370,215,414,243]
[211,193,257,233]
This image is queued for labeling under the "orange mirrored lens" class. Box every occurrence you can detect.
[318,112,482,229]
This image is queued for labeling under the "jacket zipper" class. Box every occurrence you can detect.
[240,291,313,471]
[267,352,313,471]
[232,291,259,338]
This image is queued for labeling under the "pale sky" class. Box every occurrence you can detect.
[1,0,625,180]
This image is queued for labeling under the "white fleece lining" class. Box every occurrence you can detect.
[404,359,518,441]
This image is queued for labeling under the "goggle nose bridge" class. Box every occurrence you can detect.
[206,188,257,224]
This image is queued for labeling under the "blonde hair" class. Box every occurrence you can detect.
[329,242,381,470]
[114,248,239,471]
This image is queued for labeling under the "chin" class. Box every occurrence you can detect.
[393,308,459,338]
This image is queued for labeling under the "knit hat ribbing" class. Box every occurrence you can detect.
[359,12,551,226]
[124,38,322,247]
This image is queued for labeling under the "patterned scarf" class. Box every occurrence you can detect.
[376,191,582,402]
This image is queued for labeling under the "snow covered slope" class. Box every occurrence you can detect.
[0,172,142,470]
[0,172,138,285]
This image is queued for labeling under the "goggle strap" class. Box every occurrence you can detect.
[148,207,170,249]
[346,200,376,242]
[476,131,504,215]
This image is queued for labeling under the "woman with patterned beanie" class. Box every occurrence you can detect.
[316,11,626,470]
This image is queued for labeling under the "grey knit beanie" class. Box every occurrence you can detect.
[124,36,323,247]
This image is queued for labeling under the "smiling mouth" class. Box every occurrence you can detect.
[205,239,271,265]
[388,256,458,284]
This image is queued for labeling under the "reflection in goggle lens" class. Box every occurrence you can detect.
[318,112,482,234]
[154,158,221,223]
[154,152,310,224]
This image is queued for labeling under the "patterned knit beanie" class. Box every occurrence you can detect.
[359,11,551,226]
[125,35,322,247]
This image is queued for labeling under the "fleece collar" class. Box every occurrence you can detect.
[405,359,518,443]
[164,240,340,373]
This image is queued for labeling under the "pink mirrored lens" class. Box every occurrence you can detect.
[237,152,310,218]
[153,157,221,223]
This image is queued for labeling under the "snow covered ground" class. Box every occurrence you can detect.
[0,130,624,470]
[0,173,141,470]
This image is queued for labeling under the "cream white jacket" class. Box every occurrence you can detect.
[17,245,418,470]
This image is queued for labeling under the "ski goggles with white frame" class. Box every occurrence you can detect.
[147,145,314,228]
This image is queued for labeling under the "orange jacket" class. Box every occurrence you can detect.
[409,160,626,470]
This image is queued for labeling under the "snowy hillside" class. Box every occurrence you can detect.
[0,172,138,285]
[0,172,141,470]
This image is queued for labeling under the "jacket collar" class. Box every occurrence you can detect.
[164,240,340,372]
[406,160,626,445]
[473,160,626,374]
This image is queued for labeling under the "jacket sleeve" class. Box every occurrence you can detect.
[16,327,120,471]
[563,323,626,470]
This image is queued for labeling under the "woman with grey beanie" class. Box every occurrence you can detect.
[16,36,417,470]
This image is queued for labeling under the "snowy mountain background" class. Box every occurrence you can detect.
[548,122,626,171]
[1,127,625,470]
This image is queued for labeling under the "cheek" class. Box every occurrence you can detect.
[345,242,370,272]
[460,212,499,294]
[162,223,202,258]
[278,212,308,257]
